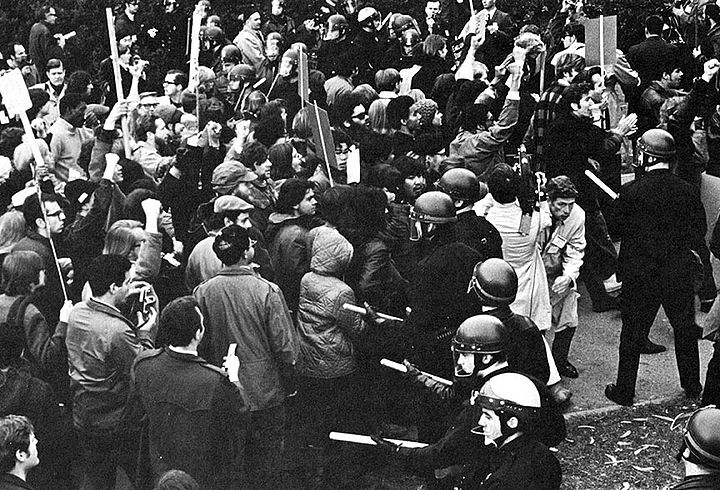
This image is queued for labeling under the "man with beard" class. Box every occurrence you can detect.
[234,8,266,79]
[48,93,93,192]
[4,43,40,87]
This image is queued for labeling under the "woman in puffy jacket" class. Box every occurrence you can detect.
[295,226,368,487]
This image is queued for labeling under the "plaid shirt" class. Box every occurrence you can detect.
[528,82,569,162]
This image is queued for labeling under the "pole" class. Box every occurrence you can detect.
[313,102,334,187]
[329,432,428,448]
[106,8,132,159]
[599,15,605,90]
[342,303,404,322]
[18,113,69,301]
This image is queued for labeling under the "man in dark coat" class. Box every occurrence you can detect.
[605,129,706,406]
[129,297,250,489]
[544,82,637,313]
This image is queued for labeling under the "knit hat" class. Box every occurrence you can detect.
[410,99,438,128]
[65,179,98,208]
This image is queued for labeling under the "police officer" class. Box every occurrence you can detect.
[405,191,484,442]
[374,315,565,488]
[406,191,483,377]
[436,168,503,261]
[606,129,706,406]
[468,258,551,385]
[673,407,720,488]
[464,373,562,489]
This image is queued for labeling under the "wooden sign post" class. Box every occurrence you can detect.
[106,8,132,159]
[0,69,69,301]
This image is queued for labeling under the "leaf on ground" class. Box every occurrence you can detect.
[589,436,595,445]
[620,420,632,424]
[620,430,631,438]
[633,444,660,456]
[617,441,632,446]
[604,454,625,465]
[632,418,648,422]
[631,465,656,472]
[565,438,575,443]
[578,425,595,430]
[651,414,674,422]
[621,481,631,489]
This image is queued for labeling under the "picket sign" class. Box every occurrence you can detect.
[0,69,69,301]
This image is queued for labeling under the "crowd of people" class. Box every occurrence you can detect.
[2,0,720,488]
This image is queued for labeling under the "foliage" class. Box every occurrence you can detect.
[0,0,682,84]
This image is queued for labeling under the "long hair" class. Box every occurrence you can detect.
[0,211,25,254]
[103,220,144,259]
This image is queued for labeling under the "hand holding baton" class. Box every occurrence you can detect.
[342,303,404,322]
[329,432,428,448]
[380,358,454,386]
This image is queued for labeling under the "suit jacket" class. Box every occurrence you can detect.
[627,36,678,89]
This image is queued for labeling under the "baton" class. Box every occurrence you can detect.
[342,303,404,322]
[584,169,618,200]
[380,359,454,386]
[329,432,428,448]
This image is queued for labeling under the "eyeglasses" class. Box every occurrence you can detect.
[163,80,178,85]
[352,112,368,119]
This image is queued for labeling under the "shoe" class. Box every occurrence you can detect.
[592,297,619,312]
[605,383,634,406]
[685,384,703,399]
[557,360,579,379]
[638,340,666,354]
[549,382,572,405]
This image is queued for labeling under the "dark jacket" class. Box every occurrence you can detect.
[65,298,155,433]
[12,231,64,326]
[488,306,551,384]
[627,36,678,90]
[467,434,561,489]
[455,209,503,262]
[407,231,483,375]
[266,213,317,313]
[129,348,250,489]
[0,474,34,490]
[544,113,624,212]
[615,168,706,283]
[672,473,720,489]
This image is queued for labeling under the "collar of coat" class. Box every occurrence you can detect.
[215,264,257,276]
[86,297,135,328]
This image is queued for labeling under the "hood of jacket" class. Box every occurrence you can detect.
[309,227,353,276]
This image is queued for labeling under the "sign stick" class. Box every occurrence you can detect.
[106,9,132,158]
[313,102,334,187]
